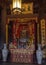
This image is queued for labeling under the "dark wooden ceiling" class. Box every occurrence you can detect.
[0,0,45,4]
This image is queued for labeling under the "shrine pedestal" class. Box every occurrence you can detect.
[10,48,34,63]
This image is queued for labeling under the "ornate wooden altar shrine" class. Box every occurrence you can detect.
[6,14,38,63]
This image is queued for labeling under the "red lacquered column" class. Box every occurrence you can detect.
[12,22,17,46]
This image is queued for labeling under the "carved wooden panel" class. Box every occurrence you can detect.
[41,19,46,58]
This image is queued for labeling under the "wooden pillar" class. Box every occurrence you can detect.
[1,6,6,43]
[37,23,40,44]
[6,23,8,45]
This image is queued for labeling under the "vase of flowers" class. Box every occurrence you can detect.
[2,44,8,62]
[36,44,43,64]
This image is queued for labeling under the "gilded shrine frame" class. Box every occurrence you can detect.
[6,14,38,45]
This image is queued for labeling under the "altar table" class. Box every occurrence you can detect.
[10,48,34,63]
